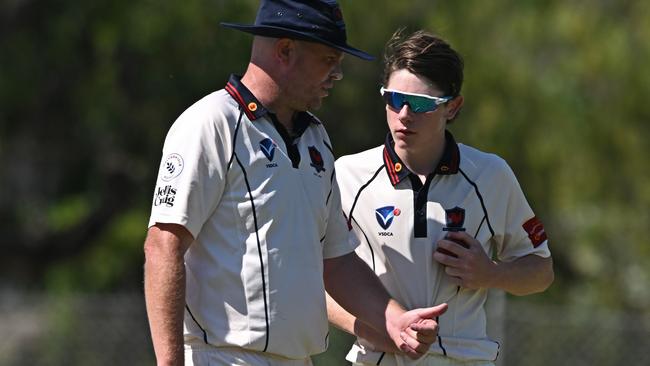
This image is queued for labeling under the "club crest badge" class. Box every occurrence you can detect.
[260,138,276,161]
[375,206,401,230]
[308,146,326,173]
[443,206,466,232]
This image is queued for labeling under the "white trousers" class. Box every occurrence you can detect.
[352,353,495,366]
[185,342,313,366]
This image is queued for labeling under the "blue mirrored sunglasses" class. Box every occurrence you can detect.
[380,87,452,113]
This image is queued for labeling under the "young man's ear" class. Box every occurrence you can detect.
[446,95,464,120]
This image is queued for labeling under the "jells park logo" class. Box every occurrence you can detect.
[375,205,400,236]
[154,185,177,207]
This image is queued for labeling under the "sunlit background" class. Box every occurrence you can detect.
[1,0,649,364]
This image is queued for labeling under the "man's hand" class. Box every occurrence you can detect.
[433,231,496,289]
[325,253,448,359]
[386,302,448,359]
[434,231,554,295]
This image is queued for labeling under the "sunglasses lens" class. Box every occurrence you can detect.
[412,95,439,112]
[383,91,438,113]
[383,92,403,110]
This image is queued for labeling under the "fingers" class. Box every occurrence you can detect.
[437,240,459,255]
[433,248,460,266]
[400,319,441,359]
[391,304,448,359]
[408,319,438,341]
[445,231,472,247]
[414,303,448,320]
[445,265,463,277]
[399,331,430,359]
[435,239,464,259]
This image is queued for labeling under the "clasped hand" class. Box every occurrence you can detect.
[433,231,496,289]
[386,303,448,359]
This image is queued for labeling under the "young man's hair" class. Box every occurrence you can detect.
[383,29,464,98]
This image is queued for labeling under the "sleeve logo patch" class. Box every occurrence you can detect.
[161,153,184,182]
[522,216,547,247]
[154,185,177,207]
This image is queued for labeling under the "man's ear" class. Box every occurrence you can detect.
[446,95,464,120]
[275,38,296,65]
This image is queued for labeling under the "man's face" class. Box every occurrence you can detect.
[285,41,344,111]
[385,69,450,153]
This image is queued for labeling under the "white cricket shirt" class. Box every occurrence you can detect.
[335,132,551,363]
[149,75,357,359]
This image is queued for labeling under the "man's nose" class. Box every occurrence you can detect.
[330,63,343,81]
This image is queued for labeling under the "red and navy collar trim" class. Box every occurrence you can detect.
[224,74,321,128]
[225,74,269,121]
[383,130,461,186]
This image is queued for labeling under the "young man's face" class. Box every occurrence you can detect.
[285,40,344,111]
[385,69,450,154]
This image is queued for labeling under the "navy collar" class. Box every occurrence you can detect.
[225,74,269,120]
[382,130,461,186]
[224,74,320,132]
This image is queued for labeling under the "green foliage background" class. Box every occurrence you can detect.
[1,0,649,361]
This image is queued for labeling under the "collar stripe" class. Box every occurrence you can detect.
[382,131,460,187]
[383,147,399,185]
[225,82,256,120]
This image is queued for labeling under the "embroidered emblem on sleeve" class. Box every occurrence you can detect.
[522,216,547,247]
[161,153,184,182]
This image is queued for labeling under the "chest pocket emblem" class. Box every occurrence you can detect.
[443,206,466,232]
[260,138,276,161]
[308,146,326,173]
[375,206,399,230]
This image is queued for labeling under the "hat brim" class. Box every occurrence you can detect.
[221,22,374,61]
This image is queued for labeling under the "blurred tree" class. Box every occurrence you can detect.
[0,0,649,314]
[0,0,256,289]
[2,1,650,365]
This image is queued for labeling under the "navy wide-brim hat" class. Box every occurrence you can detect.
[221,0,374,61]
